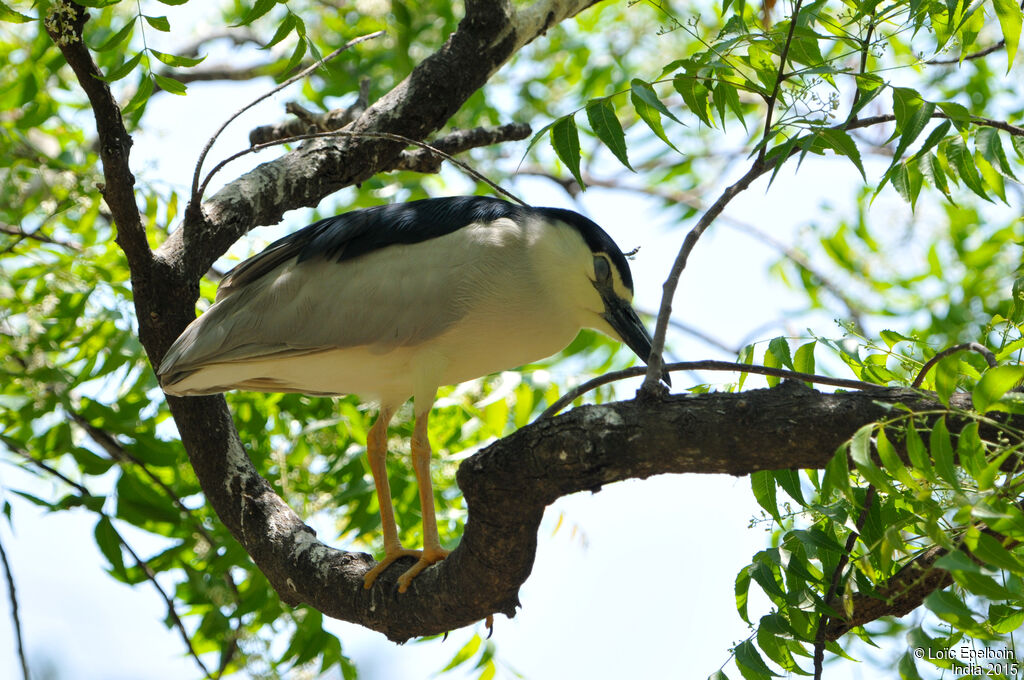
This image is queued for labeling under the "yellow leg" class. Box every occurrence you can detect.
[362,406,416,589]
[395,406,450,592]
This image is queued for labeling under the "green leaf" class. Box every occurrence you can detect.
[673,73,713,127]
[793,340,815,376]
[941,136,992,201]
[972,364,1024,412]
[818,128,865,180]
[976,127,1017,180]
[989,604,1024,633]
[265,12,295,49]
[150,50,206,68]
[0,2,33,22]
[153,72,187,95]
[585,99,633,171]
[94,517,128,579]
[774,469,806,506]
[905,422,934,477]
[929,417,958,488]
[955,421,985,482]
[100,51,144,83]
[735,565,752,623]
[767,336,793,370]
[850,423,891,490]
[282,33,305,76]
[734,640,780,679]
[442,634,481,671]
[937,101,971,131]
[550,115,585,189]
[924,590,983,633]
[877,427,915,488]
[890,91,936,166]
[751,470,780,522]
[969,532,1024,573]
[630,79,680,152]
[234,0,278,27]
[95,21,135,51]
[122,75,155,115]
[144,14,170,31]
[992,0,1022,72]
[891,159,924,208]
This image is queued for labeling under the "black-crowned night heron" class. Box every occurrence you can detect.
[159,195,663,592]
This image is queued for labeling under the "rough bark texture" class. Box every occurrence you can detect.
[48,0,1013,646]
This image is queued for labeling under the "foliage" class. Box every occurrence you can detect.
[1,0,1023,678]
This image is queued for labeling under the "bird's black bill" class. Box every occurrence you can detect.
[603,300,672,387]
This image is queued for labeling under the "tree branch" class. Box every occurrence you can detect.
[391,123,533,173]
[43,0,148,269]
[0,533,29,680]
[156,383,1021,643]
[248,81,371,146]
[7,444,211,677]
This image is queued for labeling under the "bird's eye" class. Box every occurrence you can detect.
[593,255,611,283]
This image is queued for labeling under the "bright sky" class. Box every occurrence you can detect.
[1,4,934,679]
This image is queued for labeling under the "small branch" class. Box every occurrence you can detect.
[822,543,954,640]
[162,61,312,85]
[0,223,82,251]
[116,534,213,678]
[391,123,533,173]
[174,28,263,58]
[641,162,767,393]
[814,485,877,679]
[756,0,805,164]
[927,39,1006,65]
[197,129,528,209]
[188,30,386,214]
[0,533,29,680]
[542,360,881,418]
[8,444,213,678]
[248,79,371,146]
[848,9,877,118]
[912,342,998,388]
[642,0,804,394]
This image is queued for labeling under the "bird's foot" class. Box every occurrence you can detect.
[396,546,450,593]
[363,546,450,592]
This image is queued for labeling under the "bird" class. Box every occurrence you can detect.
[158,195,666,592]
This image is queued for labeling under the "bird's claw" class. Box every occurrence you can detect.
[363,546,450,592]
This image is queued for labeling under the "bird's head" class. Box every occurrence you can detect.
[535,207,669,386]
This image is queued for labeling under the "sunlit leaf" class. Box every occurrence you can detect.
[585,99,633,171]
[550,114,585,189]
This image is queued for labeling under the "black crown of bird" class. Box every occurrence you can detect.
[159,195,664,592]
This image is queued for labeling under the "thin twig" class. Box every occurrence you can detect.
[67,411,242,674]
[813,485,877,679]
[0,533,29,680]
[641,0,805,394]
[8,445,213,678]
[197,129,528,208]
[541,360,882,419]
[189,30,386,209]
[0,223,82,251]
[912,342,998,388]
[927,39,1005,65]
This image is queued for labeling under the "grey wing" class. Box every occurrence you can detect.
[158,236,483,382]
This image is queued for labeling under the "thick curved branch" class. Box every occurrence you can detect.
[166,384,1022,643]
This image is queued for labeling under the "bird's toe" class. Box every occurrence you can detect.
[396,547,451,593]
